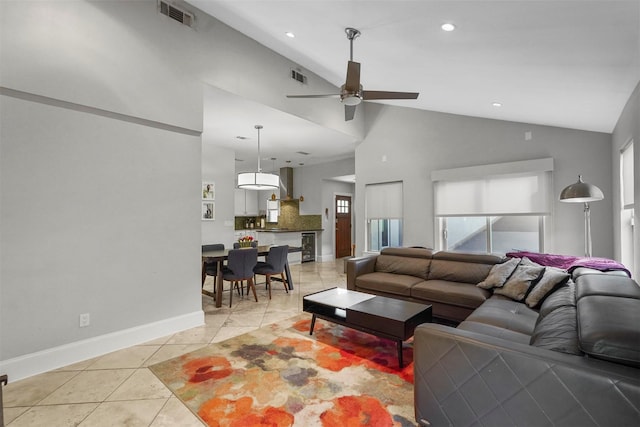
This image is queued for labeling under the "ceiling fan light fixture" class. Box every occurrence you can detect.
[343,95,362,106]
[285,27,418,121]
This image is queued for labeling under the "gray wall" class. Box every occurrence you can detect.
[0,1,205,379]
[356,104,614,258]
[612,82,640,278]
[202,113,237,247]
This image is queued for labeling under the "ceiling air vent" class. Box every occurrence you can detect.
[159,1,194,27]
[291,69,307,84]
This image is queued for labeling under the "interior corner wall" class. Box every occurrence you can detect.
[356,104,614,258]
[202,136,237,248]
[612,81,640,278]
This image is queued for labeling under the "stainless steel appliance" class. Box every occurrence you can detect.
[302,232,316,263]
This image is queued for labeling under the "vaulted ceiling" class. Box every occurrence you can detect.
[190,0,640,169]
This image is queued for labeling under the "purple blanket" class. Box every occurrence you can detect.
[506,251,631,278]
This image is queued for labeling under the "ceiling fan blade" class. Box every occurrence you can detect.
[362,90,419,100]
[345,61,361,91]
[286,94,340,98]
[345,105,356,121]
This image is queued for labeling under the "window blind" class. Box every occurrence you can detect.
[365,181,403,219]
[621,142,634,209]
[432,158,553,217]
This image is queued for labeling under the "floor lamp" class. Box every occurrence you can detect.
[560,175,604,257]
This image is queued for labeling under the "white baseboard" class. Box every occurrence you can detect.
[0,310,204,382]
[316,254,335,262]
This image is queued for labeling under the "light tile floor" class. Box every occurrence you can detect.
[3,259,347,426]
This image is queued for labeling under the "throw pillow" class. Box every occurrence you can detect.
[477,257,520,289]
[525,267,571,309]
[494,258,545,301]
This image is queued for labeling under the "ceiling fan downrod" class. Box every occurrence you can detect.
[345,27,360,61]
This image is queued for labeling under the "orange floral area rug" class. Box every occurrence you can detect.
[149,314,417,426]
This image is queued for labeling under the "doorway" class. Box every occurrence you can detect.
[335,195,352,258]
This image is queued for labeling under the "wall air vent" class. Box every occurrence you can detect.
[291,69,307,84]
[159,1,194,27]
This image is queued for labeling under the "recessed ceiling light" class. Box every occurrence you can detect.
[441,23,456,32]
[285,32,295,38]
[492,102,503,107]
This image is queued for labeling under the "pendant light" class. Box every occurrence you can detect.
[298,162,304,202]
[270,157,278,200]
[237,125,279,190]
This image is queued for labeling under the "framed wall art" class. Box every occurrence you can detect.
[202,182,215,200]
[202,202,215,221]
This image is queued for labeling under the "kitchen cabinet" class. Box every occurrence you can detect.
[234,189,258,216]
[266,199,279,223]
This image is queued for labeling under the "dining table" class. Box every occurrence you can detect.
[201,245,301,308]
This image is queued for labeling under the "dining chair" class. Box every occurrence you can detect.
[253,245,289,299]
[202,244,225,290]
[222,248,258,307]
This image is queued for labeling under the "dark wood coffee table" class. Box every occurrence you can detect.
[302,288,432,368]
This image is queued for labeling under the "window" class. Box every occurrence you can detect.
[440,216,543,253]
[366,181,403,252]
[433,158,553,254]
[620,141,634,272]
[336,198,350,214]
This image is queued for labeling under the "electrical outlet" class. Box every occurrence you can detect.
[79,313,90,328]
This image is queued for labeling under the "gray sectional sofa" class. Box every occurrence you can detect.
[346,247,640,426]
[347,247,503,322]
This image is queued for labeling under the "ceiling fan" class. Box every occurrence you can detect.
[286,27,419,121]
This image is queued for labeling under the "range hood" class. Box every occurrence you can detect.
[279,167,294,200]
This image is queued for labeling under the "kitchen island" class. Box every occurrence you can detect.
[234,229,323,264]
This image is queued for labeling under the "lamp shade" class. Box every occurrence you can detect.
[237,172,279,190]
[236,124,279,191]
[559,175,604,203]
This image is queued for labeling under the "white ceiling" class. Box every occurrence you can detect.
[192,0,640,170]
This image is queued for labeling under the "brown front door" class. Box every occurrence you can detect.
[335,195,352,258]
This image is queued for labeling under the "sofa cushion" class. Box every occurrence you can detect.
[477,257,520,289]
[411,279,491,309]
[572,266,630,279]
[525,267,570,308]
[429,252,502,284]
[538,281,575,319]
[494,258,544,301]
[380,246,434,258]
[577,295,640,367]
[457,320,532,344]
[355,272,422,297]
[530,305,583,356]
[375,254,430,280]
[575,273,640,300]
[464,296,538,335]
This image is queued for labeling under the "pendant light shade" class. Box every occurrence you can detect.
[237,172,279,189]
[237,125,279,191]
